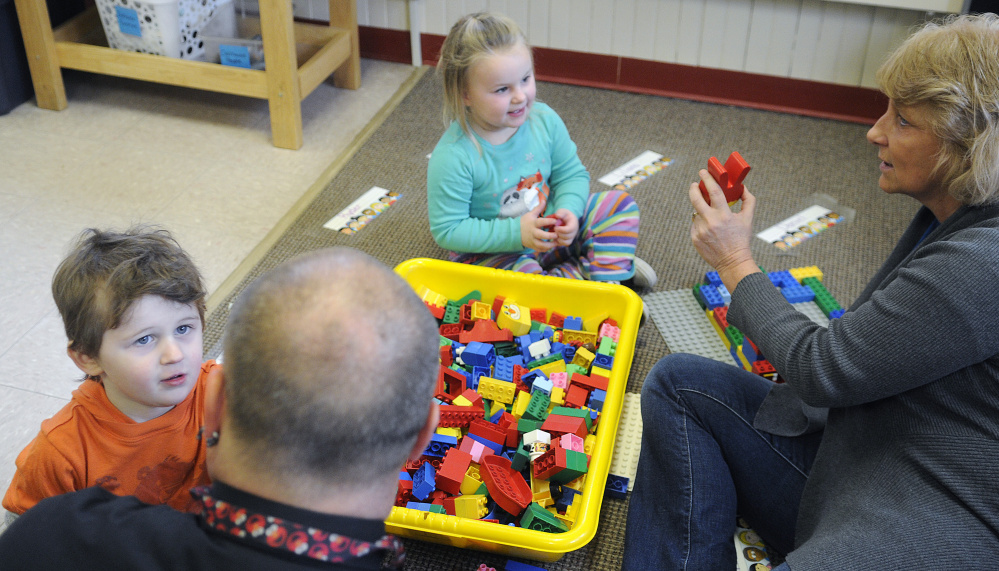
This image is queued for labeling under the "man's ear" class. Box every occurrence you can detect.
[408,402,440,463]
[203,364,226,435]
[67,345,103,378]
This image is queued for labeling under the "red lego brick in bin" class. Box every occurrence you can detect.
[497,411,520,447]
[439,323,462,341]
[564,384,590,409]
[530,307,547,323]
[459,319,514,344]
[436,365,466,402]
[437,447,473,496]
[439,345,453,367]
[570,372,608,392]
[480,454,532,516]
[469,418,508,447]
[540,414,589,439]
[438,404,484,428]
[532,443,567,480]
[491,295,505,320]
[548,312,565,328]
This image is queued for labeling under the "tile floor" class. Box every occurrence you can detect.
[0,58,417,501]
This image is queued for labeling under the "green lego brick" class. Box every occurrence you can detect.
[519,502,568,533]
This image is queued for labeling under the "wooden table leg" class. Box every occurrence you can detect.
[330,0,360,90]
[260,0,303,149]
[13,0,67,110]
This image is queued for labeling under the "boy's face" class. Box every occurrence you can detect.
[76,294,203,422]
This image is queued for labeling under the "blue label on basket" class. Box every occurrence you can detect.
[219,44,252,68]
[115,6,142,37]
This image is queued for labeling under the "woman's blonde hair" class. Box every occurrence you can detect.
[877,13,999,205]
[436,12,529,144]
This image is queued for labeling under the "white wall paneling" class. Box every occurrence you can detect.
[346,0,945,88]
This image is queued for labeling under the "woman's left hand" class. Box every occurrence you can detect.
[690,169,761,291]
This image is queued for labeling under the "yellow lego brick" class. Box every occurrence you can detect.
[436,427,462,439]
[530,475,553,507]
[707,308,726,340]
[454,494,489,519]
[536,360,566,377]
[571,347,595,368]
[477,376,516,404]
[452,394,473,406]
[584,434,597,455]
[550,386,565,406]
[496,300,531,336]
[512,390,531,418]
[590,366,611,379]
[470,300,492,320]
[790,265,823,283]
[460,467,485,496]
[736,348,752,370]
[562,329,597,346]
[583,312,609,333]
[417,285,447,309]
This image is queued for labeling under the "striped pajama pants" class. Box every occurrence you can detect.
[449,190,640,281]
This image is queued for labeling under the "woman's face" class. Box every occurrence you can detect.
[867,100,947,203]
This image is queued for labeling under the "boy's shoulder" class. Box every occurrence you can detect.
[38,381,105,435]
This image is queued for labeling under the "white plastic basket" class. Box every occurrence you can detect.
[95,0,235,59]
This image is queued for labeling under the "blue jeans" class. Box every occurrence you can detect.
[622,354,822,571]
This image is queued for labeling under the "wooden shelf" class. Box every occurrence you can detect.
[14,0,361,149]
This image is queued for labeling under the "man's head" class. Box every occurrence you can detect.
[220,248,440,488]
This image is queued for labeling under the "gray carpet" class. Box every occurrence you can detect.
[203,68,917,570]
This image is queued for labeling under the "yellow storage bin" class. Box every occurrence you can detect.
[389,258,643,562]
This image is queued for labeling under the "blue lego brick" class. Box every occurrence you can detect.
[830,308,845,319]
[767,270,796,288]
[698,284,725,309]
[593,352,614,369]
[705,270,723,287]
[521,370,546,390]
[781,284,815,303]
[461,341,495,368]
[562,345,577,363]
[412,462,436,500]
[398,471,412,481]
[562,316,583,331]
[742,338,763,363]
[605,474,629,499]
[466,433,504,454]
[588,388,606,411]
[718,284,731,304]
[505,559,548,571]
[423,433,458,457]
[470,366,490,390]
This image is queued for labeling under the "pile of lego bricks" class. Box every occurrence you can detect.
[396,286,622,533]
[692,265,844,381]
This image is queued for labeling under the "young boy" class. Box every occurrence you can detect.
[2,227,218,517]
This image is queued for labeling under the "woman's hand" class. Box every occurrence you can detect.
[551,209,579,247]
[690,169,761,291]
[521,202,558,252]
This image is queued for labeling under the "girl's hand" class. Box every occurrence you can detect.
[521,202,558,252]
[690,169,761,291]
[552,209,579,247]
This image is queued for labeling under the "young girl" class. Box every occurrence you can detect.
[427,12,656,288]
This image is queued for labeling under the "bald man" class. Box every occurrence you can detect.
[0,248,441,570]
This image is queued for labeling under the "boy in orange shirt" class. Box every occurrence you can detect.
[2,228,218,520]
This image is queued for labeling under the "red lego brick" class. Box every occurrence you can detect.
[698,151,751,205]
[532,444,565,480]
[439,323,462,341]
[480,454,532,516]
[435,365,466,402]
[458,388,483,408]
[711,306,730,329]
[548,312,565,328]
[438,404,485,428]
[491,295,505,320]
[458,319,514,344]
[564,383,590,409]
[570,372,608,392]
[469,418,508,448]
[437,447,473,496]
[540,414,589,439]
[497,411,520,447]
[424,301,445,319]
[439,345,453,367]
[530,307,547,323]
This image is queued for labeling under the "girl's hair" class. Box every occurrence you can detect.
[437,12,529,143]
[877,13,999,205]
